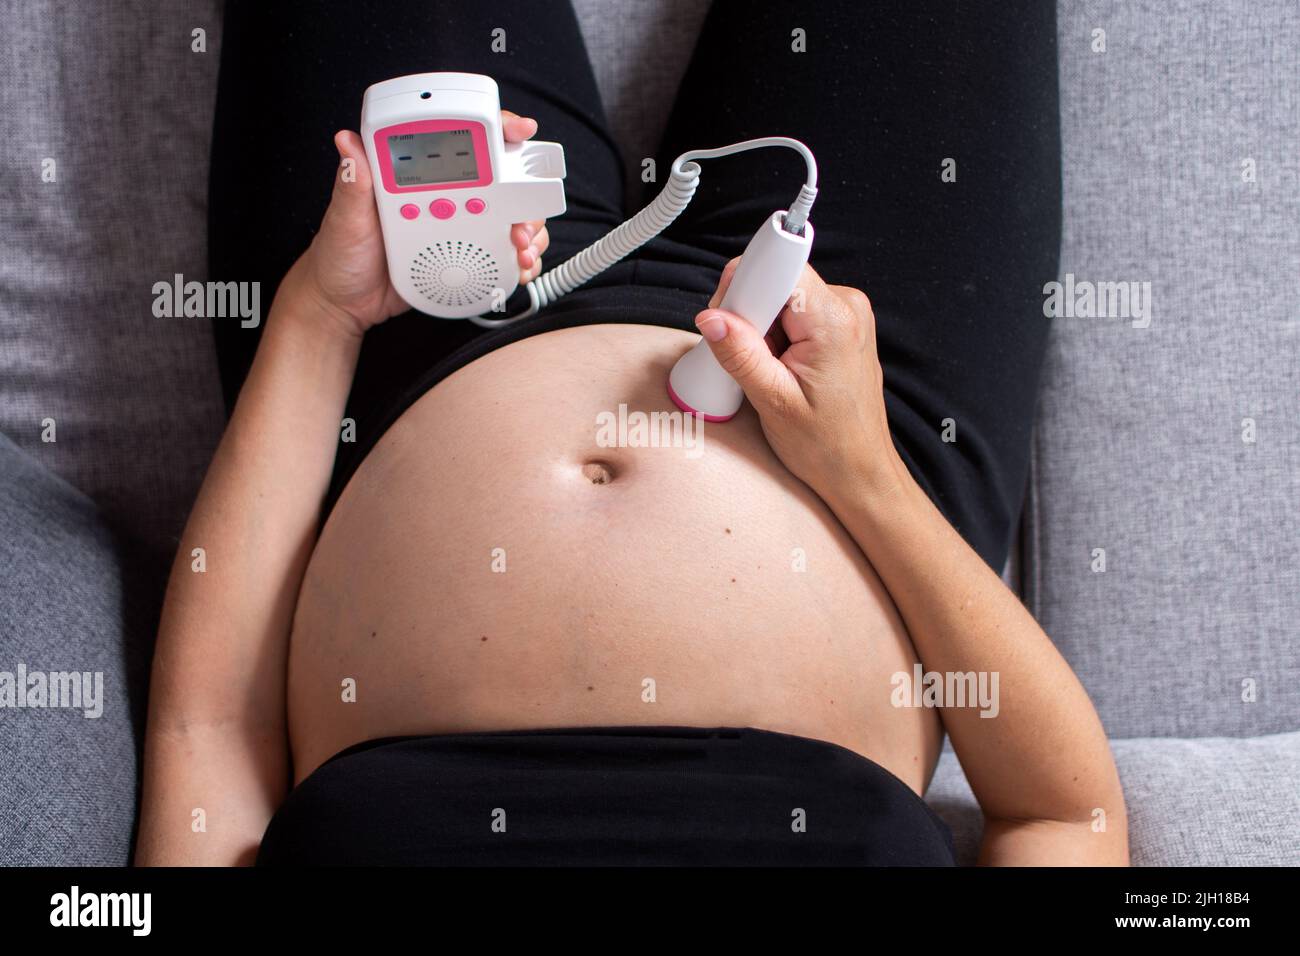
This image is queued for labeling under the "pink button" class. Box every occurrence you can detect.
[429,198,456,220]
[400,203,420,220]
[465,197,486,215]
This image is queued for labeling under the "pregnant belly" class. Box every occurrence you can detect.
[288,324,942,789]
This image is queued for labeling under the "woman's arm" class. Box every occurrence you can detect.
[693,267,1129,865]
[135,264,361,865]
[137,119,549,865]
[823,455,1129,865]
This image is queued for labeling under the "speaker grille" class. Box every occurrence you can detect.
[409,241,502,309]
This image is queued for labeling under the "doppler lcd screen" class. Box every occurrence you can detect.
[388,129,479,186]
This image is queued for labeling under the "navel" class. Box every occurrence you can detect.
[580,459,616,484]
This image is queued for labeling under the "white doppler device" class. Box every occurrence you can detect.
[361,73,567,318]
[361,72,818,422]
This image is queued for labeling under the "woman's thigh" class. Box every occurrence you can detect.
[647,0,1061,569]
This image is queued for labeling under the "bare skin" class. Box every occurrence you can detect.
[289,323,940,788]
[136,112,1129,867]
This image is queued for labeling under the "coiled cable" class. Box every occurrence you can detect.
[469,136,817,328]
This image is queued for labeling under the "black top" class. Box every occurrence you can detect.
[258,726,956,866]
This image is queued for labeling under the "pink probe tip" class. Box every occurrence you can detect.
[666,377,736,423]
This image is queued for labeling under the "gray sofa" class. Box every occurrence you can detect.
[1,0,1296,865]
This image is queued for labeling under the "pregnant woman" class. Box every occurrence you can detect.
[136,0,1128,865]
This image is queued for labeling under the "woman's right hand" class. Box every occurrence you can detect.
[290,113,552,339]
[692,263,904,502]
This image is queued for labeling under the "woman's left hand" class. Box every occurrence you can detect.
[692,262,901,503]
[290,110,552,338]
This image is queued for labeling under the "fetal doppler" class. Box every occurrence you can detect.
[362,72,818,422]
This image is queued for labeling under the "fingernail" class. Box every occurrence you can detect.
[696,312,728,342]
[524,117,538,135]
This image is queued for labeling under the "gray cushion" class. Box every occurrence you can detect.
[0,0,226,566]
[1026,0,1300,737]
[571,0,712,204]
[927,730,1300,865]
[0,433,150,865]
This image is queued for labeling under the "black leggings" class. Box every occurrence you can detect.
[257,728,956,866]
[210,0,1060,571]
